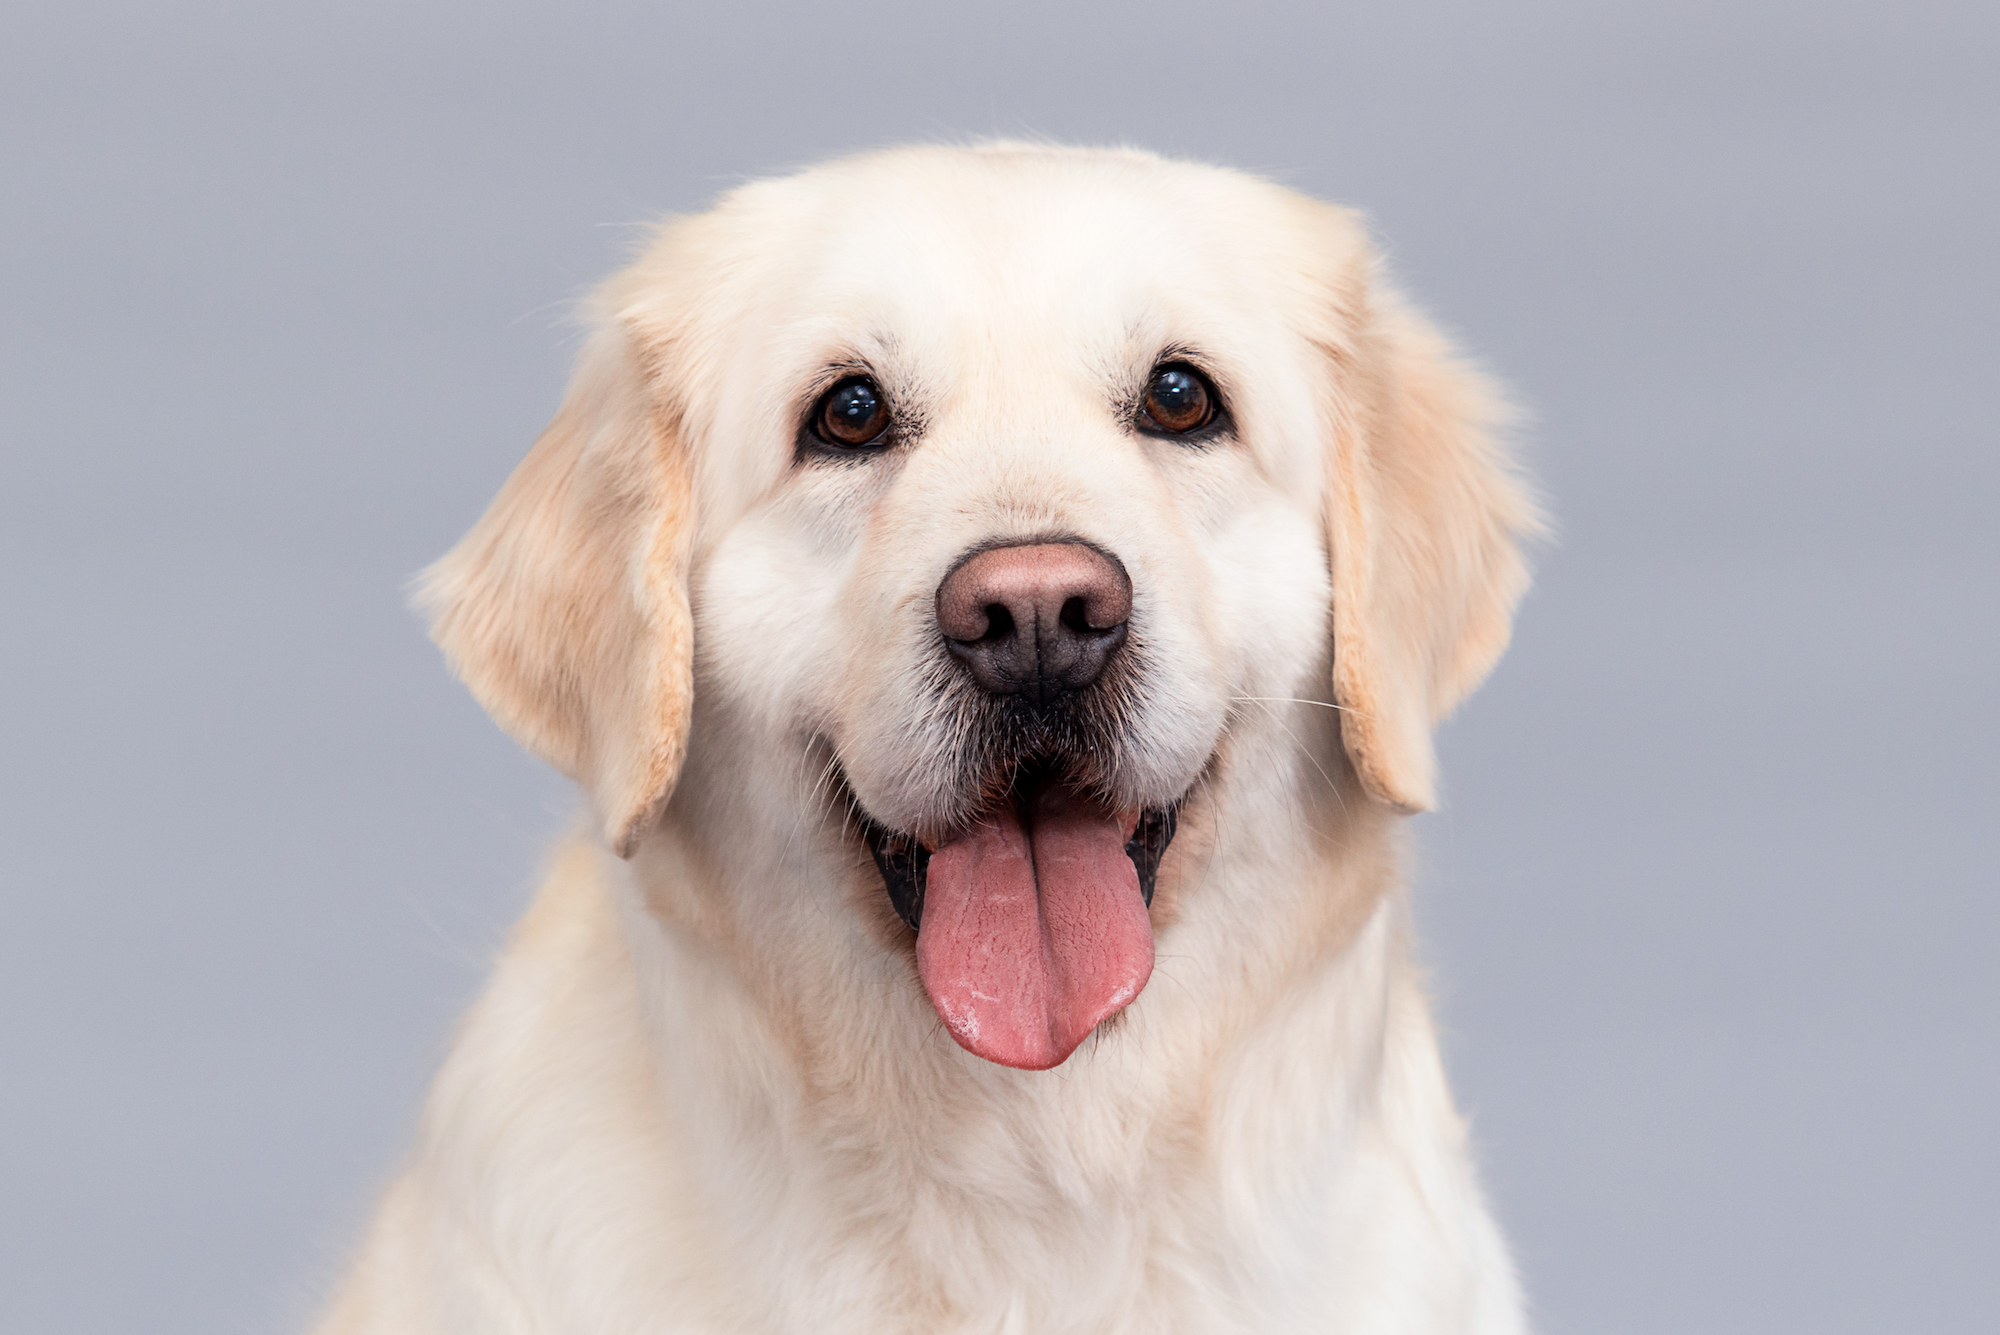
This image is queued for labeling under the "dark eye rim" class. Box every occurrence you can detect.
[806,373,893,450]
[1135,360,1229,440]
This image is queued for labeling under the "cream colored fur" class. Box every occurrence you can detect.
[320,143,1539,1334]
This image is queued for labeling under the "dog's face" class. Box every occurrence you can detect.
[422,145,1534,1070]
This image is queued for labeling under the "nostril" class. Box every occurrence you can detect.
[1059,596,1090,634]
[981,604,1015,641]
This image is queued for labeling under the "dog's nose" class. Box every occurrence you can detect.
[936,542,1132,704]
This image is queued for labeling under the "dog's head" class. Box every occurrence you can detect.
[421,144,1535,1070]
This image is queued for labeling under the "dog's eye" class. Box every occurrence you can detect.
[814,376,891,448]
[1140,363,1218,435]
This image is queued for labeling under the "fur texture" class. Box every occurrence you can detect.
[321,142,1540,1334]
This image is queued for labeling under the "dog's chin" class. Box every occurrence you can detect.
[839,754,1184,1071]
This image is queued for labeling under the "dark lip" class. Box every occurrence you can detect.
[849,762,1181,933]
[859,820,931,932]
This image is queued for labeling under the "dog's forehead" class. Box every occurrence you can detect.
[800,157,1296,350]
[671,148,1337,376]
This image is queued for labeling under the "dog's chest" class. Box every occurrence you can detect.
[737,1177,1279,1335]
[683,1100,1362,1335]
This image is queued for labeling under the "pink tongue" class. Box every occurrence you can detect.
[916,785,1154,1070]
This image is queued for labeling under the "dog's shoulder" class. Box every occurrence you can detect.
[318,836,737,1333]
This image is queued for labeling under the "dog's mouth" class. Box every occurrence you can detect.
[859,762,1178,1071]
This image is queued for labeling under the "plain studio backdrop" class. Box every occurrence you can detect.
[4,2,1994,1331]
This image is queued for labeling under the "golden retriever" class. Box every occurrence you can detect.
[318,142,1539,1334]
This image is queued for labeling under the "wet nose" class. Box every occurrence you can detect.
[936,542,1133,705]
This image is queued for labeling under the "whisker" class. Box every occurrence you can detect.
[1233,694,1348,815]
[1229,694,1367,719]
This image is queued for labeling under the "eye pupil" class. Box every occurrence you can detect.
[816,377,889,447]
[1143,363,1215,434]
[831,383,876,426]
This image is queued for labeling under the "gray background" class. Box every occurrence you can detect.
[3,2,1994,1332]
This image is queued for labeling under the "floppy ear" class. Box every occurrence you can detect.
[416,323,694,856]
[1326,276,1540,812]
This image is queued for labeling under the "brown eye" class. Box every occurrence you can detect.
[1141,363,1217,435]
[814,376,890,447]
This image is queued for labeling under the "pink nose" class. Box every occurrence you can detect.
[935,542,1133,705]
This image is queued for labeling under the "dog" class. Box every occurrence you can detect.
[316,142,1539,1334]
